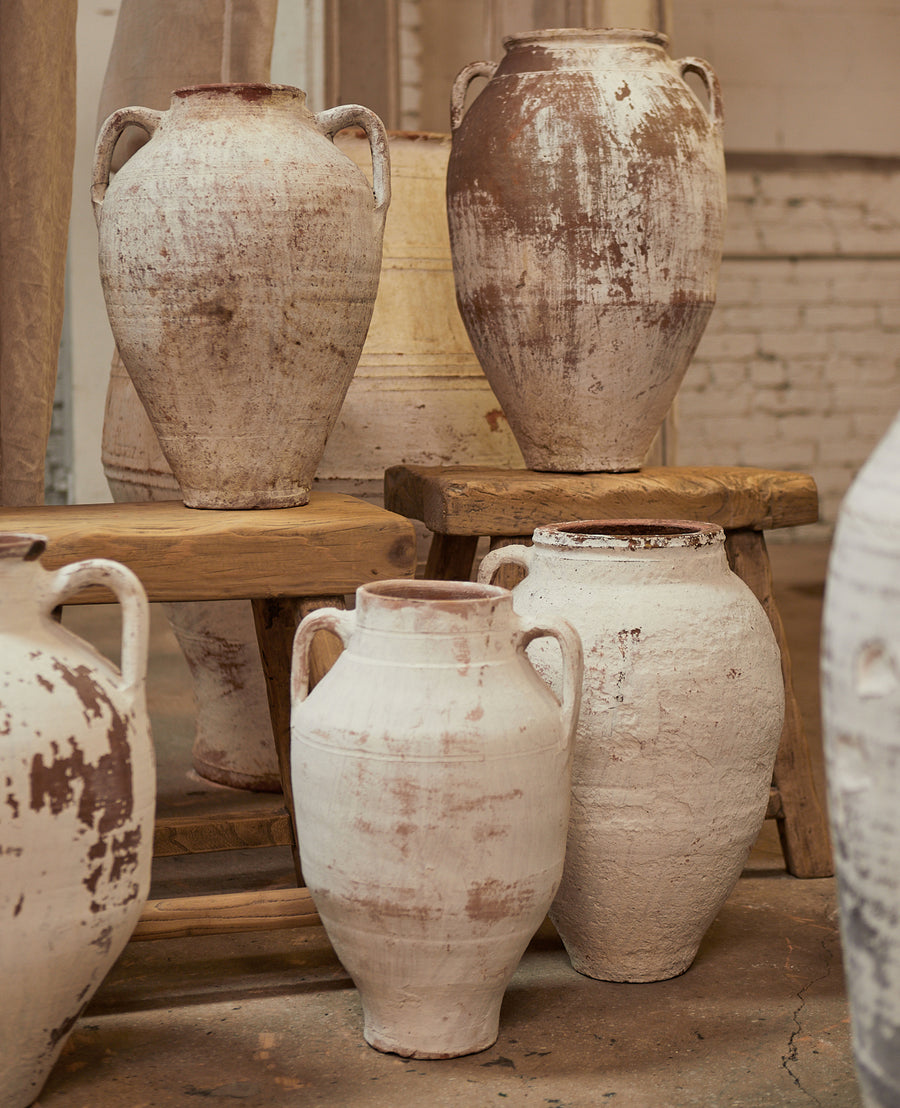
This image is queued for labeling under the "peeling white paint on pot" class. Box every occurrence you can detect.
[479,520,784,982]
[0,536,153,1108]
[318,130,524,500]
[102,350,279,791]
[822,412,900,1108]
[93,83,390,509]
[290,580,582,1058]
[447,29,726,473]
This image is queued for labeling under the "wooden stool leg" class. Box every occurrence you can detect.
[425,533,479,580]
[251,594,346,885]
[725,529,833,878]
[486,535,533,589]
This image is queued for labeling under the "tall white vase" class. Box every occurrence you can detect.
[822,411,900,1108]
[290,580,581,1057]
[0,535,153,1108]
[479,520,784,982]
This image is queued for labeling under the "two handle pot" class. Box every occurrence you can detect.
[290,580,582,1058]
[479,521,784,982]
[447,29,726,472]
[0,536,153,1108]
[93,83,390,509]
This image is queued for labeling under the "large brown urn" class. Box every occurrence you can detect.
[447,29,726,472]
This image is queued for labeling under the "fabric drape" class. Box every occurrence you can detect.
[0,0,77,506]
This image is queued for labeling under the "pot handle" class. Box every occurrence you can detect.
[676,57,724,130]
[476,543,533,586]
[291,608,355,703]
[315,104,391,221]
[518,616,583,751]
[92,106,164,226]
[46,560,150,693]
[450,61,498,132]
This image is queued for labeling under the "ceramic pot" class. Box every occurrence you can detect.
[822,411,900,1107]
[102,350,278,790]
[447,29,725,472]
[317,130,524,504]
[479,521,783,982]
[0,535,153,1108]
[290,579,582,1057]
[93,83,390,509]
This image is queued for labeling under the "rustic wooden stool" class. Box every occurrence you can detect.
[0,494,417,938]
[384,463,832,879]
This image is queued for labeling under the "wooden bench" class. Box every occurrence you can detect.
[0,494,417,938]
[384,463,832,879]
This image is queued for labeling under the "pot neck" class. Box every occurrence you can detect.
[351,580,521,664]
[527,520,727,575]
[501,27,669,66]
[168,82,311,119]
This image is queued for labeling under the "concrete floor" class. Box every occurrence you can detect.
[37,541,864,1107]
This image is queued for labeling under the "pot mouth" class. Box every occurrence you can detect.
[173,82,304,102]
[359,579,508,607]
[0,532,47,561]
[533,519,723,549]
[503,27,669,50]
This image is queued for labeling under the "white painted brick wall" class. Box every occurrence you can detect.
[678,160,900,541]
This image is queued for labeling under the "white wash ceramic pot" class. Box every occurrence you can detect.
[822,412,900,1107]
[479,521,784,982]
[290,580,582,1058]
[93,83,390,509]
[102,351,278,790]
[0,535,153,1108]
[447,29,725,472]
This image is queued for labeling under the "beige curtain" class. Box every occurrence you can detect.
[0,0,77,506]
[98,0,279,164]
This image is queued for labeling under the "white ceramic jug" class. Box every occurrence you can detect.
[0,534,153,1108]
[480,520,784,982]
[290,579,581,1057]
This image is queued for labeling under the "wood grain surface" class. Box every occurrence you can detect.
[0,493,417,602]
[384,465,818,535]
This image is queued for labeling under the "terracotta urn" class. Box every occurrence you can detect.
[290,579,582,1057]
[447,29,726,472]
[0,535,153,1108]
[93,83,390,509]
[479,521,784,982]
[822,411,900,1107]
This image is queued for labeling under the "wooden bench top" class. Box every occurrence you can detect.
[0,493,417,603]
[384,465,819,536]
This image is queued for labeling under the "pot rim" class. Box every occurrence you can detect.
[358,578,509,608]
[502,27,669,50]
[0,532,47,561]
[173,82,304,100]
[532,519,724,550]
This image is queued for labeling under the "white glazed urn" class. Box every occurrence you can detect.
[821,411,900,1107]
[447,29,726,472]
[92,83,390,509]
[290,579,582,1058]
[479,521,784,982]
[0,535,153,1108]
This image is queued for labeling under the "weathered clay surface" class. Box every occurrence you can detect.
[93,83,389,509]
[290,580,581,1057]
[822,411,900,1107]
[447,29,726,472]
[479,520,784,982]
[0,536,153,1108]
[102,357,278,789]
